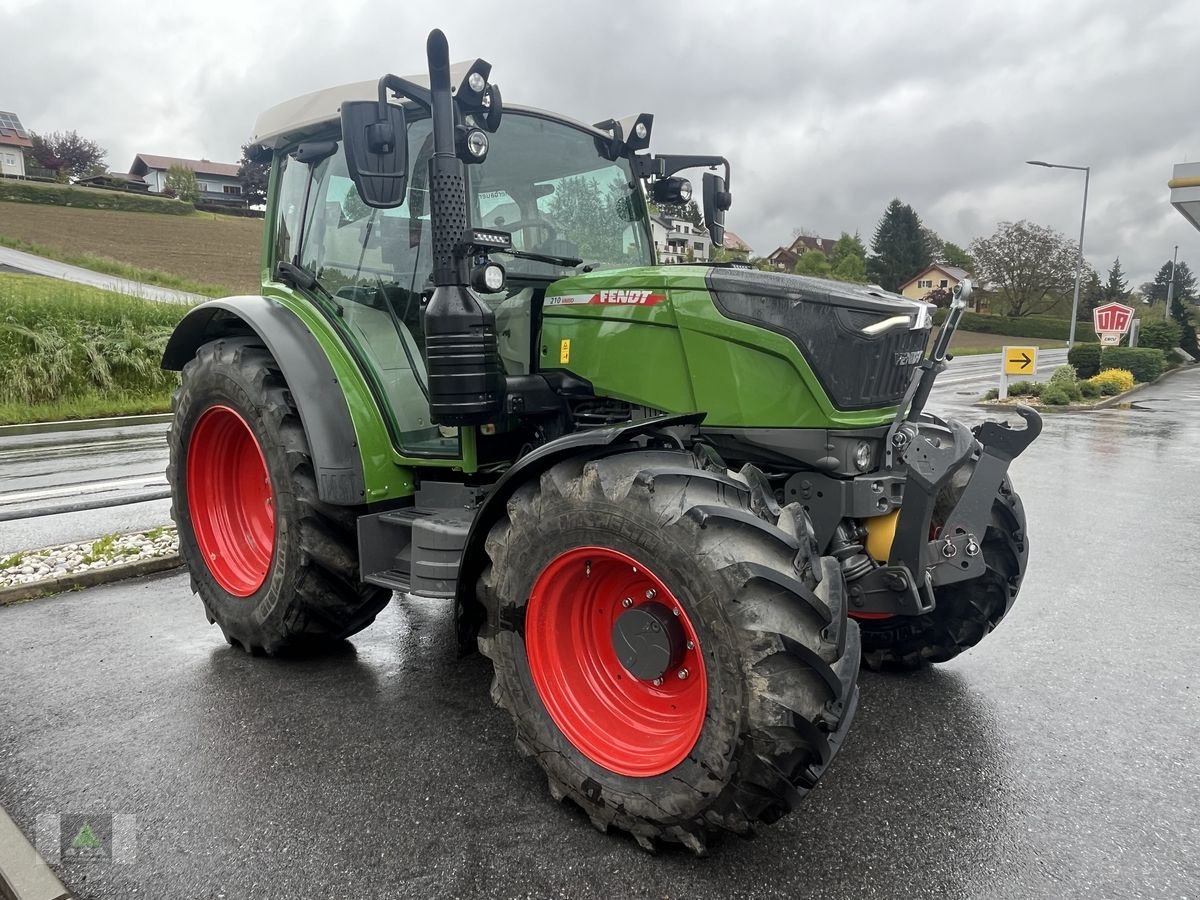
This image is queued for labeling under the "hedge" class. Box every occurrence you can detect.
[932,310,1074,340]
[1100,347,1165,383]
[0,179,196,215]
[1068,343,1102,378]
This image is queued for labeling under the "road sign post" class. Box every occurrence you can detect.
[999,345,1038,400]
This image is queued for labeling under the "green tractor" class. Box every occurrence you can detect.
[162,30,1038,851]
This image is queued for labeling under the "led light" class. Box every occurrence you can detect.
[468,72,487,94]
[854,441,873,472]
[481,91,492,108]
[678,179,693,202]
[483,264,505,291]
[634,122,648,140]
[466,129,489,158]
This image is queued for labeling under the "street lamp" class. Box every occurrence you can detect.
[1027,159,1090,347]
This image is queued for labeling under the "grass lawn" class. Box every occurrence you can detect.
[941,330,1068,356]
[0,201,262,296]
[0,274,188,425]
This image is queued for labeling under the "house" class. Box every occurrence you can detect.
[721,230,752,261]
[764,234,838,271]
[651,214,711,264]
[897,263,969,301]
[0,111,33,178]
[129,153,245,205]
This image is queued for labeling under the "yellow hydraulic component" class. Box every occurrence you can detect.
[864,510,900,562]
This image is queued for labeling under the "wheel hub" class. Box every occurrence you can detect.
[611,602,685,681]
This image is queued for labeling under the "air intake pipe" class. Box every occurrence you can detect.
[421,29,505,426]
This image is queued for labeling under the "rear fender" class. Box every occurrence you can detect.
[162,296,366,506]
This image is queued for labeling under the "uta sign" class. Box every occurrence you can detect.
[1093,302,1135,346]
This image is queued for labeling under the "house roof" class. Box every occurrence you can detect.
[897,263,970,291]
[0,111,32,149]
[722,229,751,253]
[129,154,240,178]
[789,234,838,257]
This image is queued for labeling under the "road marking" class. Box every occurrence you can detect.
[0,475,168,507]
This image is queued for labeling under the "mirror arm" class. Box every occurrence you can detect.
[636,154,731,191]
[376,74,432,117]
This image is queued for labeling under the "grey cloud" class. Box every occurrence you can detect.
[2,0,1197,284]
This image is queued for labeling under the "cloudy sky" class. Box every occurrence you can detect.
[3,0,1198,285]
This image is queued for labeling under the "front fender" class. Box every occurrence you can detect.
[162,296,366,506]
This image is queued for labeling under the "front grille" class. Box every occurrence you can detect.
[708,269,929,411]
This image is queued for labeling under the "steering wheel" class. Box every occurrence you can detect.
[494,218,557,248]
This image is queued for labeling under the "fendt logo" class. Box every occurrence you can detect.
[546,291,667,307]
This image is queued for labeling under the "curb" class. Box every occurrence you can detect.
[974,362,1198,412]
[0,555,183,606]
[0,414,171,438]
[0,806,71,900]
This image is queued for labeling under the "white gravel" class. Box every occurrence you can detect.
[0,528,179,588]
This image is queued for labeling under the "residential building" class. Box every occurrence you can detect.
[76,172,149,192]
[0,111,32,178]
[897,263,969,301]
[764,233,838,271]
[129,153,245,205]
[721,230,752,261]
[1170,161,1200,233]
[651,214,711,264]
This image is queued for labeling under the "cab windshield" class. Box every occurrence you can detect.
[273,110,650,457]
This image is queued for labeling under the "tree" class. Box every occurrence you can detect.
[867,199,931,292]
[238,142,271,206]
[920,225,944,266]
[830,232,867,283]
[657,198,703,228]
[969,220,1079,317]
[1104,257,1129,302]
[1079,267,1104,321]
[165,165,199,203]
[794,249,832,277]
[940,241,976,275]
[1148,259,1200,355]
[29,130,107,180]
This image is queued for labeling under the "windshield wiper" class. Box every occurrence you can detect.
[500,248,583,268]
[275,261,337,300]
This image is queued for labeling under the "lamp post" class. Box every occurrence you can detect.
[1027,160,1090,347]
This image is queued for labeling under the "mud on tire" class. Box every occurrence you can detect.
[477,448,860,852]
[167,337,390,655]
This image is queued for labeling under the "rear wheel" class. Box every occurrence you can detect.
[478,448,860,852]
[167,337,391,655]
[855,477,1027,669]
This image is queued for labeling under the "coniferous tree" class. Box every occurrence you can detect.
[867,199,931,292]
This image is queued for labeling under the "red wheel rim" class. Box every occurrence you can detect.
[526,546,707,777]
[186,405,276,597]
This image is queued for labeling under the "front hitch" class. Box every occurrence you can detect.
[888,405,1041,593]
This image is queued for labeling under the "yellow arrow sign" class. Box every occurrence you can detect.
[1003,345,1038,376]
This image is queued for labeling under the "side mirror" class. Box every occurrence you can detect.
[703,172,731,247]
[341,99,409,209]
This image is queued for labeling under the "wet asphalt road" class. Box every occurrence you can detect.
[3,369,1199,899]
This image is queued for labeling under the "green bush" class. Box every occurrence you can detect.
[1100,346,1165,383]
[983,387,999,400]
[1007,380,1041,397]
[1049,364,1077,386]
[930,311,1073,340]
[1078,380,1101,399]
[1063,381,1082,401]
[1040,385,1070,405]
[0,179,195,215]
[1137,319,1181,351]
[1068,342,1102,378]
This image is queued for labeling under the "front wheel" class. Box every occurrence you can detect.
[167,337,390,655]
[855,478,1027,669]
[477,448,860,852]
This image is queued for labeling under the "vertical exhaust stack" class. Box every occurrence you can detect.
[421,29,505,426]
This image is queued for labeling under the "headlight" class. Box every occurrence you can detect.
[466,129,489,158]
[854,441,873,472]
[634,121,649,140]
[467,72,487,94]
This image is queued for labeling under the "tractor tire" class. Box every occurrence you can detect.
[856,476,1027,669]
[477,448,860,852]
[167,337,391,655]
